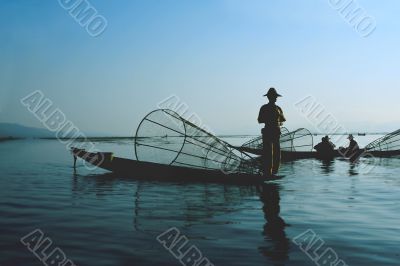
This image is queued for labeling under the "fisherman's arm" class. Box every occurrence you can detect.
[330,141,336,148]
[258,106,265,124]
[278,106,286,126]
[314,143,323,151]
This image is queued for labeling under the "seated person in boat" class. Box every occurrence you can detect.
[314,135,335,156]
[339,134,360,158]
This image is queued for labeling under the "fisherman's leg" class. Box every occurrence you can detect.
[263,141,273,176]
[272,139,281,174]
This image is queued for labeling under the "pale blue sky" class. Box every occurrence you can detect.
[1,0,399,135]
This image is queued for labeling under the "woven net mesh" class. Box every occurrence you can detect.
[365,129,400,151]
[241,128,313,152]
[134,109,260,174]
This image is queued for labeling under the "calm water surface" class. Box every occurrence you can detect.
[0,137,399,266]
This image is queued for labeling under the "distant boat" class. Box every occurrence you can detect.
[358,133,366,136]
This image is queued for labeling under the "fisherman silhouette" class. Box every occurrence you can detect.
[258,88,286,177]
[314,135,336,159]
[346,134,360,151]
[339,134,361,161]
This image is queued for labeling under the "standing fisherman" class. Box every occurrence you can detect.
[258,88,286,177]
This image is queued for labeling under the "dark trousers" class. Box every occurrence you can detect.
[262,128,281,176]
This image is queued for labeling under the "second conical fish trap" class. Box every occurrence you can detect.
[241,127,290,150]
[241,127,313,152]
[134,109,260,174]
[365,129,400,151]
[280,128,314,152]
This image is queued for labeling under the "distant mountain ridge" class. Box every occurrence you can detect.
[0,123,54,138]
[0,123,110,138]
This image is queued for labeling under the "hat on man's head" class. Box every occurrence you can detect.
[348,134,354,140]
[263,87,282,97]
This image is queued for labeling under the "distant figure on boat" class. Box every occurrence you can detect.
[339,134,360,160]
[258,88,286,177]
[314,135,335,158]
[347,134,359,151]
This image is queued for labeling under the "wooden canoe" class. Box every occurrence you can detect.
[71,148,268,184]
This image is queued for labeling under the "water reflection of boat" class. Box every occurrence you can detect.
[71,171,289,264]
[71,172,259,231]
